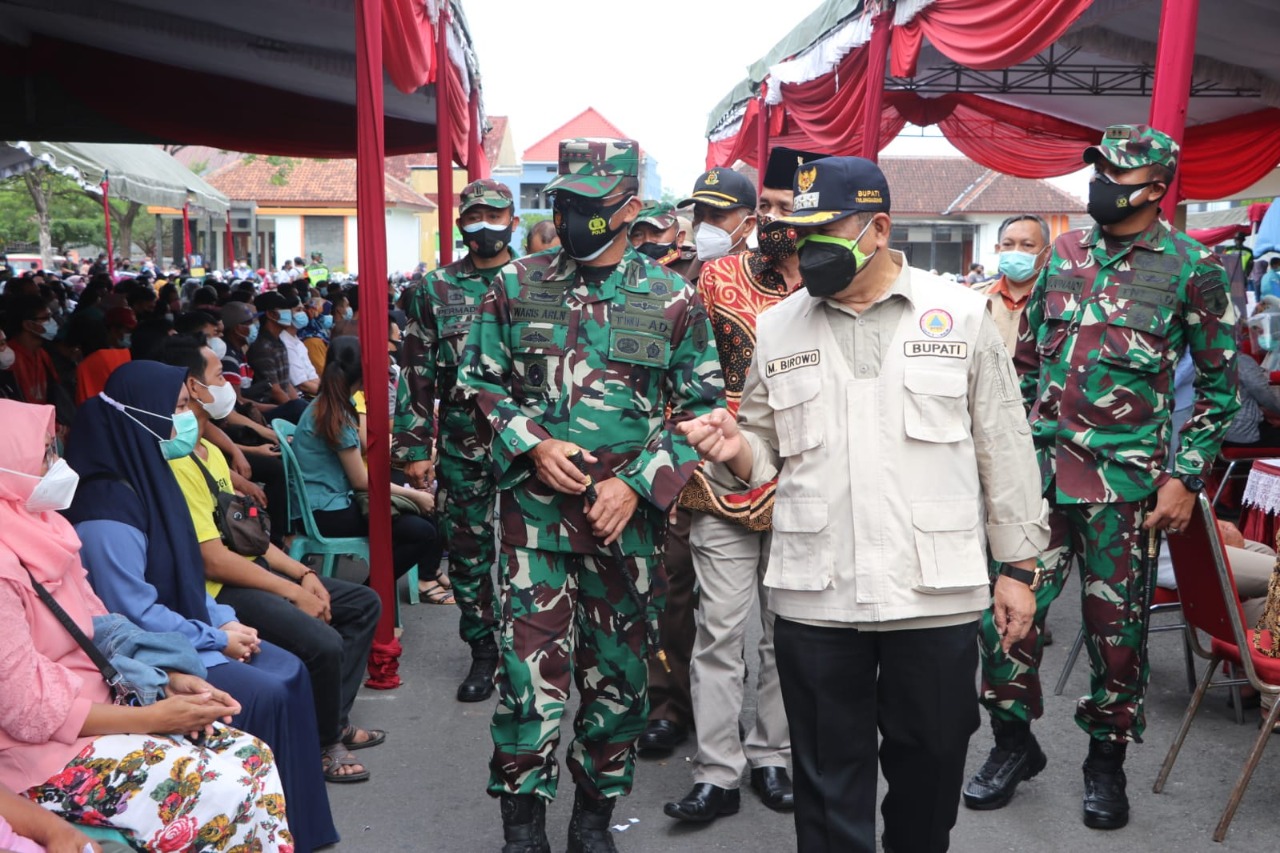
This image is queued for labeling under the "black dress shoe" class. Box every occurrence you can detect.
[663,783,740,823]
[962,719,1047,810]
[637,720,687,755]
[1082,740,1129,830]
[750,766,794,811]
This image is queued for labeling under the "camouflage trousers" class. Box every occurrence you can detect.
[979,500,1154,743]
[487,544,659,802]
[438,455,497,645]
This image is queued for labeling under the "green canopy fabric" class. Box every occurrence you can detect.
[0,141,230,213]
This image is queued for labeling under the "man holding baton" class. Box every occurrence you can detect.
[460,137,723,853]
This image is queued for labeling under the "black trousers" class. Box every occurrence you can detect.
[216,573,381,745]
[774,617,980,853]
[246,452,288,547]
[312,503,442,581]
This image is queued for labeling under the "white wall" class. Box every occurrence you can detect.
[274,215,303,268]
[340,211,423,275]
[386,210,422,276]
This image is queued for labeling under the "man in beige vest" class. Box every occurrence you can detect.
[678,156,1049,853]
[973,214,1051,353]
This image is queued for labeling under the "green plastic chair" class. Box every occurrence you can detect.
[77,823,138,849]
[272,420,418,621]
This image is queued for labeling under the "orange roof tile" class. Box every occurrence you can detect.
[205,157,435,210]
[522,108,637,162]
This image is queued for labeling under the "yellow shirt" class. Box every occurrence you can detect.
[168,438,234,599]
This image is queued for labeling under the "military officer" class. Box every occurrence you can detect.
[964,125,1240,829]
[629,201,698,282]
[392,178,520,701]
[460,138,723,853]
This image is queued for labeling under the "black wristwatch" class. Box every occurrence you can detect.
[1176,474,1205,493]
[1000,563,1044,592]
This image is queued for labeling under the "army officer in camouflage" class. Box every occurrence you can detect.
[965,125,1240,830]
[393,178,520,703]
[460,137,723,853]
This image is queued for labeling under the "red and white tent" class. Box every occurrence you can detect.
[705,0,1280,213]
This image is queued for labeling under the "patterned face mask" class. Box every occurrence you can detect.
[758,217,798,260]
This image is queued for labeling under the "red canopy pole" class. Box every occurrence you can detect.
[356,0,400,683]
[467,81,483,182]
[224,211,234,271]
[436,0,455,265]
[1148,0,1199,218]
[860,10,893,162]
[182,202,192,269]
[100,173,115,277]
[756,94,769,194]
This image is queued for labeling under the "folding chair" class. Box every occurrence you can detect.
[1153,492,1280,842]
[1053,583,1196,696]
[272,419,418,623]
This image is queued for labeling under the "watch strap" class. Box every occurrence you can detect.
[1000,564,1037,586]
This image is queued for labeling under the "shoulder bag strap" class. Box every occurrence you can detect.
[21,564,124,691]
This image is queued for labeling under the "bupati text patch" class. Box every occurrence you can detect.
[904,340,968,359]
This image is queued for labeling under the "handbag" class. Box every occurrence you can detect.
[22,566,145,706]
[189,452,271,558]
[1252,547,1280,657]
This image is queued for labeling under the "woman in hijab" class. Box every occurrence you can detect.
[0,399,293,851]
[64,360,338,852]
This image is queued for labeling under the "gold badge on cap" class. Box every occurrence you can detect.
[705,170,720,186]
[797,167,817,193]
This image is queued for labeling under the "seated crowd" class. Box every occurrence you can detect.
[0,265,446,851]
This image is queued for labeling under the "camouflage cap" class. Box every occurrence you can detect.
[1083,124,1179,172]
[459,178,514,213]
[542,137,640,198]
[631,200,678,233]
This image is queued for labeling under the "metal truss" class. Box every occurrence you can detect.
[887,45,1261,98]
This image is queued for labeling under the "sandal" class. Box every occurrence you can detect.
[418,579,456,605]
[321,744,370,783]
[341,724,387,751]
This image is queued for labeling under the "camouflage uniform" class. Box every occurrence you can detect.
[459,138,724,802]
[393,180,517,647]
[981,125,1240,743]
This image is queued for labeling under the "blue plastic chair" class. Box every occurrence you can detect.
[77,824,138,848]
[272,420,418,622]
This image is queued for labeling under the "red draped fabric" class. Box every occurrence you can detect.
[382,0,435,94]
[1148,0,1199,214]
[1180,110,1280,201]
[355,0,400,683]
[1250,203,1273,227]
[436,0,455,265]
[467,85,487,180]
[1187,224,1248,247]
[891,0,1094,77]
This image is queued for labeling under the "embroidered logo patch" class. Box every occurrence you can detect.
[797,167,817,193]
[765,349,820,377]
[904,340,968,359]
[920,309,953,339]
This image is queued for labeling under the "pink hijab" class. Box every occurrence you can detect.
[0,400,83,584]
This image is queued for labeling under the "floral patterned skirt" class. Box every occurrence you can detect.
[24,727,293,852]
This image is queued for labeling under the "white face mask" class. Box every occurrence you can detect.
[0,457,81,513]
[0,347,14,370]
[194,379,237,420]
[208,336,228,360]
[695,218,746,262]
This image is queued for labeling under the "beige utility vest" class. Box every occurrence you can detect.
[757,272,992,623]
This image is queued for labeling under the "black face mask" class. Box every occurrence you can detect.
[635,241,676,261]
[796,220,876,298]
[1087,174,1160,226]
[463,223,513,259]
[554,193,632,261]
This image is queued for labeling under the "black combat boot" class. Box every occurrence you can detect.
[962,718,1047,810]
[499,794,550,853]
[567,789,618,853]
[458,635,499,702]
[1082,739,1129,829]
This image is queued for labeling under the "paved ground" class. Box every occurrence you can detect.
[321,565,1280,852]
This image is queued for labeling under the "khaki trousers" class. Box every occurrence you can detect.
[688,512,790,787]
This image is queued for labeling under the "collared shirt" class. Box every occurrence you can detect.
[820,271,912,378]
[245,329,294,402]
[988,275,1032,312]
[281,330,319,387]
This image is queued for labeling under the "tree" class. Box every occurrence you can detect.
[0,170,105,265]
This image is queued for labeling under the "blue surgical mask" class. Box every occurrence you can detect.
[292,312,310,330]
[98,394,202,460]
[38,318,58,341]
[246,323,259,345]
[344,307,353,321]
[276,310,293,327]
[119,333,132,350]
[998,250,1042,285]
[321,314,334,331]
